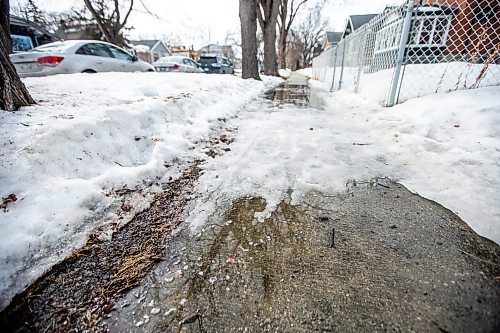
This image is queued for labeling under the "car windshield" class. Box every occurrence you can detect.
[31,41,75,53]
[157,57,183,63]
[200,57,217,64]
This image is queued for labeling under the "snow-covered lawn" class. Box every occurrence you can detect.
[0,72,279,309]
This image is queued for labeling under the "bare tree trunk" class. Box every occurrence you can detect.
[278,28,288,69]
[239,0,260,80]
[277,0,288,69]
[258,0,280,76]
[262,19,278,75]
[0,0,35,111]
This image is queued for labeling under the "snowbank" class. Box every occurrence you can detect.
[0,72,280,310]
[278,68,291,79]
[188,84,500,247]
[313,62,500,105]
[296,68,312,78]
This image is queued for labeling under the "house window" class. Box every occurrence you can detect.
[409,15,452,47]
[374,17,404,54]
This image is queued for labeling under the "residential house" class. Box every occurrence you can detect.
[10,15,59,52]
[342,14,378,39]
[341,14,378,68]
[285,41,303,70]
[370,0,498,67]
[129,40,172,63]
[411,0,498,60]
[54,21,101,41]
[322,32,342,50]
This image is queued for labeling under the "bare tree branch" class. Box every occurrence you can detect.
[119,0,134,30]
[83,0,113,42]
[82,0,134,46]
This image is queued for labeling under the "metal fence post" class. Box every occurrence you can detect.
[323,53,329,82]
[354,31,368,93]
[329,48,338,92]
[338,41,346,90]
[387,0,414,107]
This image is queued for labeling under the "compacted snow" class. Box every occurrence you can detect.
[0,70,498,310]
[188,82,500,248]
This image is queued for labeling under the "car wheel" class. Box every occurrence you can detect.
[82,69,97,74]
[147,69,154,72]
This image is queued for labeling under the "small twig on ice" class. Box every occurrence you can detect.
[329,228,335,248]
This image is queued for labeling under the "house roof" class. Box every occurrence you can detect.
[349,14,377,31]
[129,39,160,49]
[129,39,171,54]
[325,32,342,44]
[342,14,378,39]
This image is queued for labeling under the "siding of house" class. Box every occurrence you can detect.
[130,40,172,63]
[418,0,499,58]
[152,42,171,56]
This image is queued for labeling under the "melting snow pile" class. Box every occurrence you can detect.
[0,72,279,309]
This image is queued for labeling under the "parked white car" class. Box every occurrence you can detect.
[153,56,204,73]
[10,40,155,77]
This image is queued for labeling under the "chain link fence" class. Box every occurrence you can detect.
[312,0,499,106]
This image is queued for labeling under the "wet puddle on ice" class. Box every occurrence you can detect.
[264,81,325,109]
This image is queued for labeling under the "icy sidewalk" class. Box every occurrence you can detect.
[105,183,499,333]
[188,74,500,245]
[0,72,280,310]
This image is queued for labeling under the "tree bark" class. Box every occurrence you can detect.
[0,0,36,111]
[262,19,278,75]
[278,26,288,69]
[257,0,280,76]
[239,0,260,80]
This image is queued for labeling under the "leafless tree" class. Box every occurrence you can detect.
[82,0,134,47]
[11,1,88,35]
[239,0,260,80]
[291,0,328,69]
[257,0,280,76]
[15,0,50,28]
[224,31,241,48]
[277,0,310,69]
[0,0,36,111]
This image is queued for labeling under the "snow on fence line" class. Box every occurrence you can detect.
[312,0,500,106]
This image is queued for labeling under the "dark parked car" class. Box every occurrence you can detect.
[199,55,234,74]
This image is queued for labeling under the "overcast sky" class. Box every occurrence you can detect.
[12,0,394,48]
